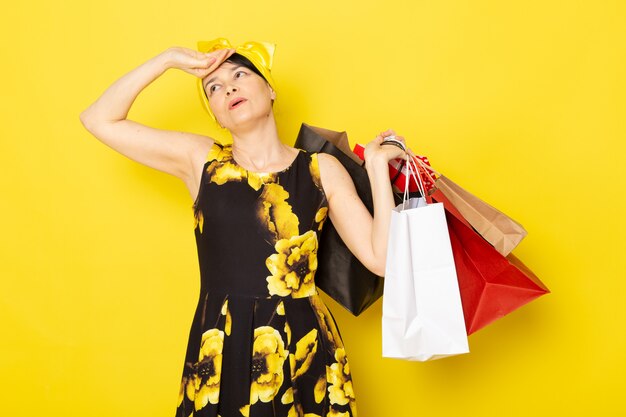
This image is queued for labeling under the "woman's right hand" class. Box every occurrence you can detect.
[164,46,235,79]
[80,45,236,188]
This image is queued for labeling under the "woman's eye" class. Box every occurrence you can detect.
[208,84,220,94]
[235,71,246,78]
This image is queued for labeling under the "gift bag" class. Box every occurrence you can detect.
[431,190,550,334]
[294,123,384,316]
[382,157,469,361]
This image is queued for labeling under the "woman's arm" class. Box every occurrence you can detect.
[79,47,232,184]
[318,130,405,276]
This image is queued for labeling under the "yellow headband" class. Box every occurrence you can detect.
[196,38,277,122]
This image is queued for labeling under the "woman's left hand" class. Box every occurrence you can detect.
[363,129,408,164]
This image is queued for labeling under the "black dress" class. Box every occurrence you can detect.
[175,141,358,417]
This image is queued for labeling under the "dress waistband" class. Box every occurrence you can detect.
[199,287,320,301]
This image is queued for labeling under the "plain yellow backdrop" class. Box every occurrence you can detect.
[1,0,624,415]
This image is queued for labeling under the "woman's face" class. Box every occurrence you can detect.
[202,61,276,130]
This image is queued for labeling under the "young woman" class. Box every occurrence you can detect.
[79,40,407,417]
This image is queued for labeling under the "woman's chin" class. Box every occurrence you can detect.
[224,110,271,130]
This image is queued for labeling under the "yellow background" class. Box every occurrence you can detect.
[1,1,624,415]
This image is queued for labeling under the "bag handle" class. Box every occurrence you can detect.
[407,149,441,179]
[412,156,438,186]
[401,152,428,208]
[408,154,428,196]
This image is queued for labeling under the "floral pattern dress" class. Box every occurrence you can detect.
[176,141,358,417]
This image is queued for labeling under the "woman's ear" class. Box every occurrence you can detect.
[269,87,276,100]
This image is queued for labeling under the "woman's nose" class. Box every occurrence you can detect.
[226,86,238,96]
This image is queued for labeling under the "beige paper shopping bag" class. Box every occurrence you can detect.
[435,175,528,256]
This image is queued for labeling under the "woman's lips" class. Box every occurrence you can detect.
[229,98,247,110]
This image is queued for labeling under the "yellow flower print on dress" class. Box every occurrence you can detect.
[256,183,299,243]
[287,402,324,417]
[326,410,351,417]
[290,328,318,379]
[314,374,326,403]
[221,299,232,336]
[192,328,224,410]
[288,403,303,417]
[211,162,248,185]
[178,372,192,407]
[194,210,204,233]
[206,143,280,191]
[246,171,279,191]
[205,144,247,185]
[327,348,357,415]
[284,321,292,346]
[276,300,285,315]
[315,206,328,231]
[249,326,288,404]
[281,387,294,404]
[309,153,324,192]
[286,402,323,417]
[266,230,318,298]
[309,295,345,350]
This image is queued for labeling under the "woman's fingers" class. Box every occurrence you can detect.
[378,130,409,159]
[375,129,399,144]
[377,129,403,142]
[199,56,217,67]
[199,48,234,73]
[379,128,397,137]
[205,48,234,63]
[187,48,230,69]
[169,47,236,79]
[223,48,236,60]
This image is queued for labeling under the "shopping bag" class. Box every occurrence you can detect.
[352,143,435,194]
[437,175,527,256]
[409,157,528,257]
[294,123,384,316]
[431,190,550,334]
[382,157,469,361]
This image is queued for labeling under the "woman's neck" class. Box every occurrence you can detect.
[229,116,290,170]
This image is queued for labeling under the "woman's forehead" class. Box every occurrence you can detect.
[215,61,242,74]
[219,60,238,69]
[203,61,240,82]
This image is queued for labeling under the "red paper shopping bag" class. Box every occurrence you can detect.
[432,190,550,334]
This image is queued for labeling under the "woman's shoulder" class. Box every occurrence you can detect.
[201,138,236,161]
[312,152,352,202]
[315,152,342,169]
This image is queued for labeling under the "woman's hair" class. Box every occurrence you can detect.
[225,53,268,84]
[224,52,274,107]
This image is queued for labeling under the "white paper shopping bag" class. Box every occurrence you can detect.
[381,155,469,361]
